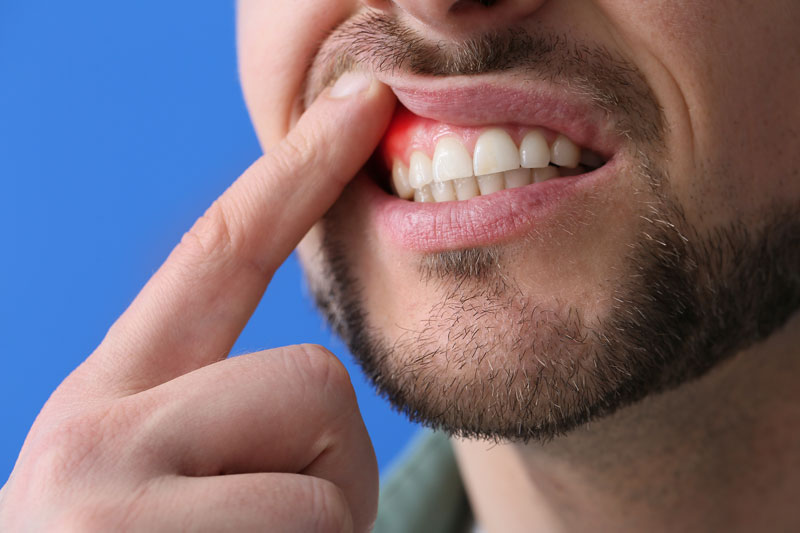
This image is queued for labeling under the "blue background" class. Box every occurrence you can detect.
[0,2,418,484]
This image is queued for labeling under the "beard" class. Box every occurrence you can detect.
[305,157,800,443]
[301,11,800,443]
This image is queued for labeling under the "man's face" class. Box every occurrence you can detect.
[238,1,800,441]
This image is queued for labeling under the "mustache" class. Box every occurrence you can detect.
[306,10,665,147]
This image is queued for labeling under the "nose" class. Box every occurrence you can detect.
[362,0,547,34]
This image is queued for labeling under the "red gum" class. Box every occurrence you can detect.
[349,78,627,251]
[379,104,562,169]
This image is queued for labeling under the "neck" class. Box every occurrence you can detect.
[453,312,800,533]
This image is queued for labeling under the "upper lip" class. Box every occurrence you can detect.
[370,71,622,159]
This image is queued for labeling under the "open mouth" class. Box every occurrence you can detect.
[377,104,609,202]
[352,79,623,251]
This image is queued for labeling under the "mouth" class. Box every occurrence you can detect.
[346,76,626,252]
[379,104,609,202]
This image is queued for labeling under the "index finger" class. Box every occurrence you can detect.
[82,74,395,394]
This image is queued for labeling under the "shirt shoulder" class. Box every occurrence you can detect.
[373,430,473,533]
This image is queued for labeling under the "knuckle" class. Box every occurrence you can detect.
[277,128,316,174]
[291,344,357,407]
[179,199,258,274]
[180,201,234,261]
[5,409,133,530]
[25,411,111,486]
[21,402,145,493]
[271,123,346,189]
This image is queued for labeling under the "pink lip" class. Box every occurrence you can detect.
[386,77,621,158]
[354,75,626,252]
[358,157,619,252]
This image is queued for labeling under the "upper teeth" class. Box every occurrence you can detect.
[392,129,597,202]
[550,134,581,168]
[473,129,520,176]
[519,130,550,169]
[408,152,434,189]
[433,137,474,182]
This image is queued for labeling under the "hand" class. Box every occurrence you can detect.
[0,72,396,532]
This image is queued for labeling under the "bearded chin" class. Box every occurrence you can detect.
[304,157,800,443]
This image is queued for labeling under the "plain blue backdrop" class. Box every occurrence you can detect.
[0,2,418,484]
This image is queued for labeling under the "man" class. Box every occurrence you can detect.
[2,0,799,531]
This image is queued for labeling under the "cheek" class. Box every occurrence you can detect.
[237,0,359,149]
[599,0,800,226]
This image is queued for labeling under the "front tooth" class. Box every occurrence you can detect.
[503,168,531,188]
[550,134,580,168]
[414,185,434,202]
[532,166,558,183]
[391,160,414,200]
[477,173,505,196]
[519,130,550,169]
[408,151,434,188]
[433,137,473,182]
[473,129,520,175]
[431,180,456,202]
[454,177,479,200]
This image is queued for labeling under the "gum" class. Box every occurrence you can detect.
[379,104,561,169]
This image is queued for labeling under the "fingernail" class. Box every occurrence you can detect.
[329,71,373,99]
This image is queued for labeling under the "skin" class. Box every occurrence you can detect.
[0,75,395,530]
[240,0,800,531]
[2,1,799,532]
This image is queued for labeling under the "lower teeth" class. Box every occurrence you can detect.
[394,164,591,202]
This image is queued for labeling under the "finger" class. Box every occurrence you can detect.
[82,73,395,394]
[135,473,358,533]
[131,345,378,530]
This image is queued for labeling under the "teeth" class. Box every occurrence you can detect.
[503,168,531,189]
[408,151,434,188]
[394,128,606,202]
[391,160,414,200]
[532,166,558,183]
[473,129,520,176]
[431,180,457,202]
[477,173,505,195]
[414,184,434,202]
[519,129,550,169]
[550,134,580,168]
[433,137,474,182]
[454,177,480,201]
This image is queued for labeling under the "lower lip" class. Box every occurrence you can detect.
[356,158,619,252]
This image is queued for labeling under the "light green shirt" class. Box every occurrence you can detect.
[374,431,474,533]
